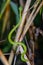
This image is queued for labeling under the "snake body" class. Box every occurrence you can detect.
[8,7,28,62]
[8,23,27,62]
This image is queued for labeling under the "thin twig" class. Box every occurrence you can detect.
[24,36,30,54]
[0,39,6,43]
[8,50,14,65]
[4,53,10,55]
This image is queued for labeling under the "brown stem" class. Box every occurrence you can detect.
[0,50,10,65]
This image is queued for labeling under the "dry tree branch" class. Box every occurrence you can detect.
[0,50,10,65]
[19,1,43,42]
[15,0,31,42]
[17,2,43,65]
[19,1,43,65]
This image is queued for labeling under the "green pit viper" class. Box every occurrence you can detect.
[8,6,28,62]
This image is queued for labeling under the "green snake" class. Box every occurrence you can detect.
[8,7,28,62]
